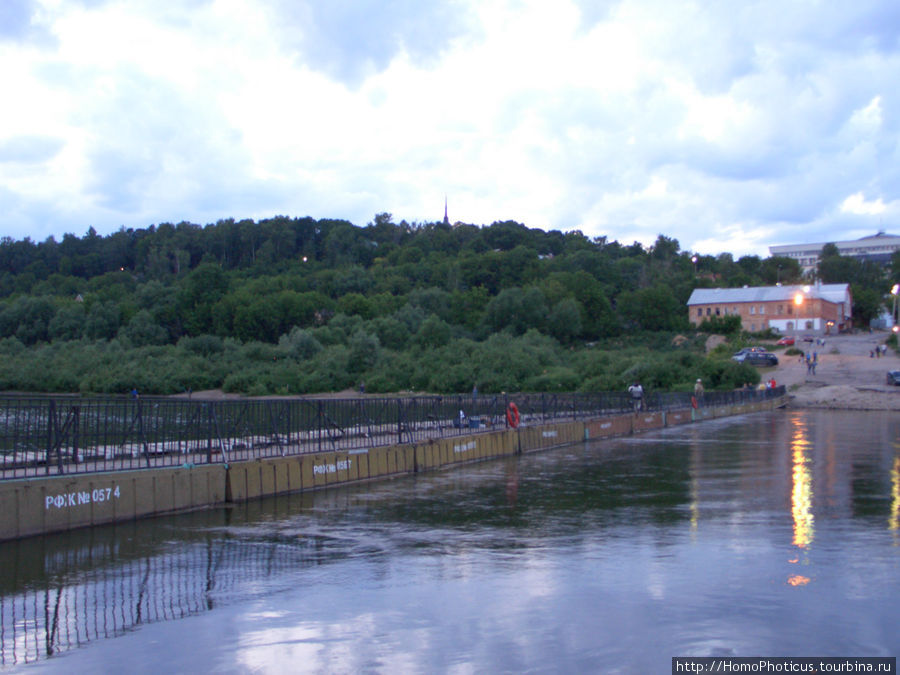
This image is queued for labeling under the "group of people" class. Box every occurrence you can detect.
[804,350,818,375]
[627,377,707,413]
[627,374,782,411]
[871,344,888,358]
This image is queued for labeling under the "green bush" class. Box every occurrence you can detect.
[178,334,225,356]
[278,326,323,360]
[697,315,741,335]
[523,367,580,392]
[699,359,759,389]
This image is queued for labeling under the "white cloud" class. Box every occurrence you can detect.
[840,192,886,216]
[1,0,899,256]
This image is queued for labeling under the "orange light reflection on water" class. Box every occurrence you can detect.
[890,456,899,538]
[790,418,814,550]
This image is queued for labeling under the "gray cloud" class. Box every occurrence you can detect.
[270,0,476,86]
[0,0,35,41]
[0,136,64,164]
[3,0,900,259]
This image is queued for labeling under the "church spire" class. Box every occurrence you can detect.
[443,195,450,226]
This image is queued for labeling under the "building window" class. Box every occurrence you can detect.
[777,305,783,315]
[706,308,711,316]
[697,308,702,317]
[787,306,793,315]
[759,305,765,315]
[750,323,756,331]
[750,306,756,315]
[715,308,720,316]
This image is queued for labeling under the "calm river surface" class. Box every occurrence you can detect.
[2,409,899,673]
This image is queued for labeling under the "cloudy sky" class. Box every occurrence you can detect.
[2,0,899,257]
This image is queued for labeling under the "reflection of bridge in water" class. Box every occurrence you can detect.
[0,514,338,666]
[0,388,787,665]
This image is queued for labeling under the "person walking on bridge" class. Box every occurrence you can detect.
[628,381,644,412]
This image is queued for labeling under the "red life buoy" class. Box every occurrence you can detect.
[691,396,698,409]
[506,402,520,428]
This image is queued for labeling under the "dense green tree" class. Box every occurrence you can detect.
[178,263,229,335]
[760,256,800,284]
[119,309,168,346]
[278,326,323,360]
[0,296,56,344]
[850,284,883,326]
[48,303,86,341]
[347,329,381,374]
[547,298,583,344]
[413,315,453,349]
[483,287,546,335]
[891,250,900,284]
[84,301,121,340]
[368,316,411,350]
[618,285,686,332]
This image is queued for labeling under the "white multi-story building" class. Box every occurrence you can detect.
[769,231,900,274]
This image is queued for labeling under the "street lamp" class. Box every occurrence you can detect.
[691,255,698,274]
[794,291,805,333]
[892,284,899,333]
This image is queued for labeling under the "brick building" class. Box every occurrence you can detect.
[687,284,852,335]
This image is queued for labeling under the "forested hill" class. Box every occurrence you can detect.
[0,215,885,395]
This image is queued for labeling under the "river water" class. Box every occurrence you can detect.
[2,409,898,673]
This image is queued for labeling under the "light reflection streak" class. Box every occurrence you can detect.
[790,418,814,550]
[689,445,700,538]
[890,456,899,540]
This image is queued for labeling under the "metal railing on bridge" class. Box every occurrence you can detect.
[0,387,785,480]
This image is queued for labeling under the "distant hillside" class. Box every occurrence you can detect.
[0,214,887,395]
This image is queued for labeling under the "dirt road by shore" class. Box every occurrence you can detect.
[765,332,899,410]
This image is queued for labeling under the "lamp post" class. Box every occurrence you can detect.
[794,291,804,333]
[691,255,698,275]
[892,284,899,334]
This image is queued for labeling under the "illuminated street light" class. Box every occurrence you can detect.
[892,284,899,332]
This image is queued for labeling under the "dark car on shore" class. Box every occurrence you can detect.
[887,371,900,386]
[732,351,779,366]
[733,346,767,357]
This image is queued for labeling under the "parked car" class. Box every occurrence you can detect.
[887,371,900,386]
[802,335,814,343]
[733,346,767,357]
[732,351,779,366]
[776,336,795,346]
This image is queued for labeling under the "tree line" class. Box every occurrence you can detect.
[0,214,896,396]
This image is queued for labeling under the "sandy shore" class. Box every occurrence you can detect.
[763,332,899,410]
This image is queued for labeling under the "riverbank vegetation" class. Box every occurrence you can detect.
[1,215,896,395]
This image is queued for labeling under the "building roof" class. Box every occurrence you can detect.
[769,231,900,255]
[687,283,851,306]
